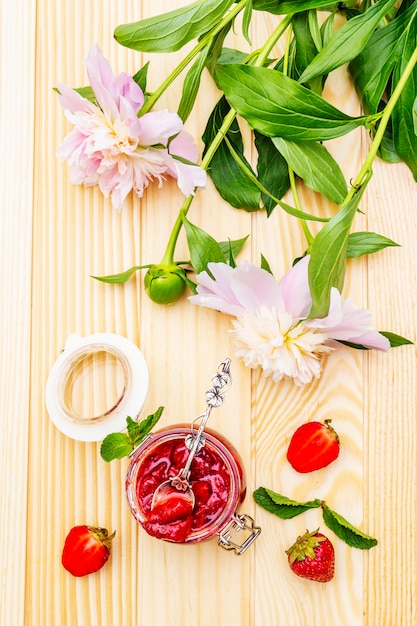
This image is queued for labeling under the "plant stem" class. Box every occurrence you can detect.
[159,14,293,265]
[288,169,314,246]
[282,22,314,247]
[140,0,248,115]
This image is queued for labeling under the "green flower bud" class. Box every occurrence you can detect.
[144,265,187,305]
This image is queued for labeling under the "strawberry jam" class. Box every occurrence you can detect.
[126,425,246,544]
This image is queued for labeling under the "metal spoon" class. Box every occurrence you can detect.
[151,359,232,514]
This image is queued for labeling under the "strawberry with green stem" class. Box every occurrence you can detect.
[286,529,335,583]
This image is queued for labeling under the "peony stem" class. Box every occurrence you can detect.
[159,15,293,266]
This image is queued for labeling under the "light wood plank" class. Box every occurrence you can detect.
[0,2,36,625]
[1,1,416,625]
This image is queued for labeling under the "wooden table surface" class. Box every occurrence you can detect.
[1,1,416,625]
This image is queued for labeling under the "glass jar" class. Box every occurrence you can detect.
[126,424,261,554]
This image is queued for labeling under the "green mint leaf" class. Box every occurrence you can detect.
[321,503,378,549]
[346,231,400,258]
[379,331,414,347]
[114,0,235,53]
[100,433,133,462]
[92,265,152,284]
[253,487,321,519]
[100,407,164,462]
[127,406,164,447]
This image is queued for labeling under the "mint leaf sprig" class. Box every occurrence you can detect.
[253,486,377,550]
[100,407,164,462]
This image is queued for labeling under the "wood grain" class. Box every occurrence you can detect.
[0,2,416,625]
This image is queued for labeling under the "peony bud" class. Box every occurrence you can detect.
[144,265,187,305]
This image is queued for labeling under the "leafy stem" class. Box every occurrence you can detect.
[158,14,293,267]
[347,43,417,202]
[140,0,248,115]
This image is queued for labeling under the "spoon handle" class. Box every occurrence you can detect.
[178,358,232,479]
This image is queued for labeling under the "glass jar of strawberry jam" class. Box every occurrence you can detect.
[126,424,261,554]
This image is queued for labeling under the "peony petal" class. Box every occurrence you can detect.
[138,110,183,146]
[57,83,96,114]
[278,255,312,318]
[164,155,206,196]
[112,72,144,112]
[84,44,119,119]
[169,130,199,163]
[189,263,245,316]
[230,261,284,313]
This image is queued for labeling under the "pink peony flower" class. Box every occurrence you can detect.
[189,256,389,386]
[57,44,206,209]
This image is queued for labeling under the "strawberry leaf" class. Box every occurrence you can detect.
[321,503,378,549]
[253,487,321,519]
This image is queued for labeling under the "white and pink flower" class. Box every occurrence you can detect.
[190,256,389,386]
[57,45,206,209]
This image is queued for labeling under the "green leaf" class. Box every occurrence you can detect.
[260,254,273,274]
[391,16,417,180]
[253,487,321,519]
[242,0,253,44]
[321,503,378,549]
[182,214,226,274]
[114,0,235,53]
[349,2,417,114]
[177,45,212,122]
[100,407,164,462]
[272,137,347,204]
[379,331,414,347]
[255,133,290,215]
[132,62,149,93]
[346,231,400,258]
[214,64,366,141]
[308,177,370,318]
[202,97,261,210]
[92,264,152,284]
[127,407,164,446]
[74,86,97,104]
[299,0,397,83]
[252,0,340,14]
[100,433,133,462]
[292,10,322,94]
[218,235,249,259]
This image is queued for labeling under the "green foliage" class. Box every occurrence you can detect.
[100,408,164,462]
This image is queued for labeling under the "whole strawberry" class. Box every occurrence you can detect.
[286,529,335,582]
[62,525,116,577]
[287,419,340,473]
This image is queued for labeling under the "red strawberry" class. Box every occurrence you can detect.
[287,419,340,473]
[62,525,115,577]
[286,529,335,582]
[147,493,194,524]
